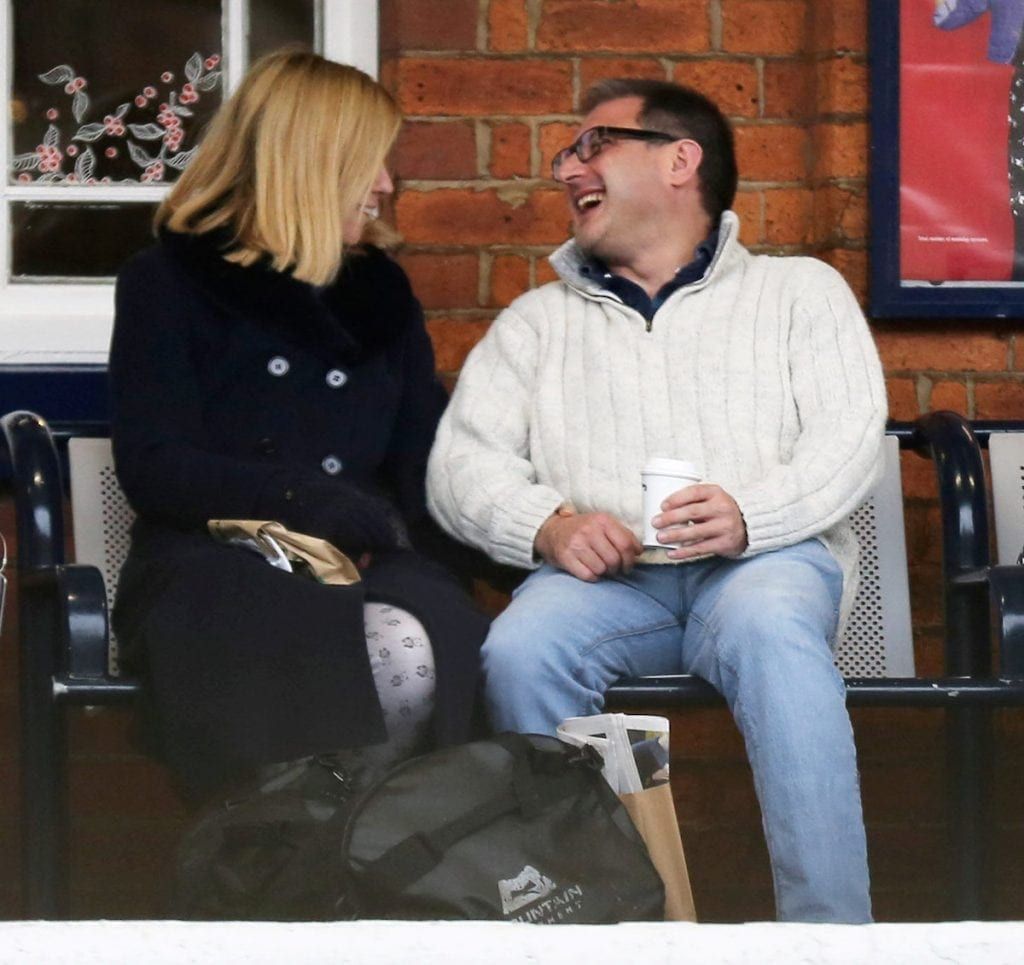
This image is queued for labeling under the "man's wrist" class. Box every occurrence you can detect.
[533,503,576,561]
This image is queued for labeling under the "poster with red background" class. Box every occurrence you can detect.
[900,0,1015,282]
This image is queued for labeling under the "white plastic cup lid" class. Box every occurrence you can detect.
[641,457,700,478]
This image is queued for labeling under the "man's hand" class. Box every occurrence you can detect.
[651,483,748,560]
[534,511,643,582]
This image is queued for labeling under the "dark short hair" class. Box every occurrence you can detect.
[582,78,738,225]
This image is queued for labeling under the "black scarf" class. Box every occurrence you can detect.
[159,228,415,365]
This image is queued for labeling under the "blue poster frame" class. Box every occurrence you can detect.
[869,0,1024,319]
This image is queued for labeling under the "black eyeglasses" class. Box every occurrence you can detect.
[551,126,678,180]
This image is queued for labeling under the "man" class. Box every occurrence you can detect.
[426,79,886,923]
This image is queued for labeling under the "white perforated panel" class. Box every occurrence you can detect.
[836,497,886,675]
[989,434,1024,565]
[61,437,916,681]
[833,438,915,678]
[68,438,136,676]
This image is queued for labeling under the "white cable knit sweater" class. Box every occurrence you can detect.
[426,211,888,626]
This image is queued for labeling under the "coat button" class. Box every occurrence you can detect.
[325,368,348,389]
[322,455,343,475]
[257,437,276,455]
[267,356,290,377]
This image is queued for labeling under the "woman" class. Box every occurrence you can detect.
[109,50,489,798]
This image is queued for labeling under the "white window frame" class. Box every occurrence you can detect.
[0,0,378,363]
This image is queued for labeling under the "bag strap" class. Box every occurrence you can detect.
[360,734,594,892]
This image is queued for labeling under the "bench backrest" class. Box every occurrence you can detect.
[66,435,915,679]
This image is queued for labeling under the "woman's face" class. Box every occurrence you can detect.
[343,165,394,244]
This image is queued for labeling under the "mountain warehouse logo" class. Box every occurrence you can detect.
[498,865,585,923]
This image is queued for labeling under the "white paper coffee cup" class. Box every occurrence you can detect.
[641,457,701,547]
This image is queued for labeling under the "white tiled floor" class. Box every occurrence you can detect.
[2,920,1023,964]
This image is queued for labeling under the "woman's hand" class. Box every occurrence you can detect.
[286,478,404,555]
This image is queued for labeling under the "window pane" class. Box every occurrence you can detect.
[250,0,317,62]
[11,1,223,186]
[11,202,158,278]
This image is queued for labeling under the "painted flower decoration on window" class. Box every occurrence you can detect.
[10,53,221,185]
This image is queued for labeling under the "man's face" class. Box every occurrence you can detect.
[554,96,678,267]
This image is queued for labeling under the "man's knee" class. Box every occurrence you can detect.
[480,601,594,734]
[706,552,839,648]
[481,604,577,692]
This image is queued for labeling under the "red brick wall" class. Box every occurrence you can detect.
[1,0,1022,923]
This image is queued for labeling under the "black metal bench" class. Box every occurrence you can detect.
[4,408,1024,919]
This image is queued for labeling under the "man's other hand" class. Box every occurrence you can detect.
[534,511,643,581]
[652,483,748,559]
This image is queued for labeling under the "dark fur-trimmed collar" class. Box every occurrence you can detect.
[159,228,415,364]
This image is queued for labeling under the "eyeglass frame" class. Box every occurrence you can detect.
[551,125,680,180]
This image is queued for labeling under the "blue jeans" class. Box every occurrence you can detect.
[481,539,870,923]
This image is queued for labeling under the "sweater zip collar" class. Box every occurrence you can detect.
[549,210,740,331]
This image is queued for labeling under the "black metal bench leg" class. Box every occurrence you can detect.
[948,705,991,920]
[20,584,69,918]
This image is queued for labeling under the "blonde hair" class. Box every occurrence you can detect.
[156,49,401,286]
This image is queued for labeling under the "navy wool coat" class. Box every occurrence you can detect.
[109,229,488,796]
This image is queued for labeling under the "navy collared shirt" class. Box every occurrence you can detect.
[579,228,719,323]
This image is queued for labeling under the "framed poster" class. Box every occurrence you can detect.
[870,0,1024,318]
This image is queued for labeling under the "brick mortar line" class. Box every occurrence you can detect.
[755,57,765,121]
[402,245,558,254]
[387,51,843,68]
[391,50,823,61]
[397,178,560,189]
[528,117,541,179]
[808,50,869,63]
[425,309,498,318]
[475,121,490,178]
[807,177,868,188]
[811,113,870,124]
[710,0,723,50]
[527,0,542,50]
[805,238,868,249]
[882,371,1021,378]
[747,245,835,256]
[395,177,836,191]
[478,250,491,306]
[401,114,581,123]
[739,179,831,189]
[397,114,862,125]
[476,0,488,52]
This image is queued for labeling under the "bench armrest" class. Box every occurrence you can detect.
[1,411,66,571]
[910,412,992,677]
[987,564,1024,676]
[57,564,109,680]
[19,562,111,683]
[910,411,990,575]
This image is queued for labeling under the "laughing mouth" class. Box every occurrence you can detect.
[574,191,604,212]
[361,204,380,219]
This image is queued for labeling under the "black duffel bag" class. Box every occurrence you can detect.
[175,754,358,920]
[176,733,664,923]
[342,733,664,923]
